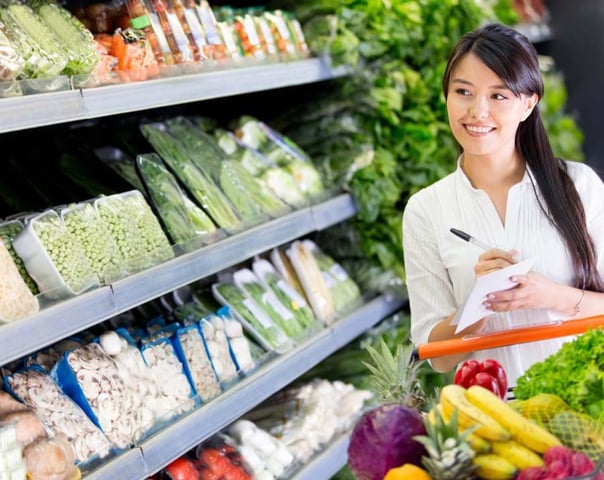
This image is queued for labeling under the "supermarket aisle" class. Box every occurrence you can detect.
[545,0,604,176]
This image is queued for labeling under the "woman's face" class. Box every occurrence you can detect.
[446,53,538,159]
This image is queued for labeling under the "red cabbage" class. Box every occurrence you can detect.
[347,403,427,480]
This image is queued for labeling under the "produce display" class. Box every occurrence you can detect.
[0,238,38,322]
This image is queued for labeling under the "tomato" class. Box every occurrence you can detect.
[164,457,199,480]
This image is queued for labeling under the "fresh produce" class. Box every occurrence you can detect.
[384,463,431,480]
[0,20,24,81]
[137,153,219,247]
[140,122,242,232]
[33,0,99,75]
[0,220,37,294]
[490,440,544,470]
[514,327,604,424]
[164,457,199,480]
[516,445,603,480]
[454,359,508,400]
[415,407,477,480]
[464,385,561,453]
[61,202,125,284]
[0,1,68,78]
[193,436,253,480]
[473,453,518,480]
[439,385,510,442]
[347,403,427,480]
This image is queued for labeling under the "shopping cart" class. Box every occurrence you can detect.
[412,315,604,480]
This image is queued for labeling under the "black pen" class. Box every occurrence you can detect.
[450,228,493,251]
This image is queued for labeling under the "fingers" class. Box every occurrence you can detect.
[474,248,519,277]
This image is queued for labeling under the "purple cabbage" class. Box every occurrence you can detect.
[347,403,427,480]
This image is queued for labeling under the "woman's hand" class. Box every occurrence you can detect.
[483,271,564,312]
[474,248,518,277]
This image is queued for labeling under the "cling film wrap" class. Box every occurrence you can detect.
[0,19,23,81]
[0,1,67,78]
[286,241,335,325]
[52,343,148,450]
[140,122,243,232]
[0,220,37,294]
[5,366,112,464]
[140,337,197,420]
[171,324,222,402]
[13,209,99,298]
[61,202,126,285]
[212,282,292,354]
[0,238,38,323]
[137,153,220,249]
[301,239,361,313]
[34,0,99,75]
[252,258,322,336]
[233,268,305,342]
[198,313,239,385]
[216,306,257,374]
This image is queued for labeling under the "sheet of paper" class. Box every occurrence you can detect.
[454,257,537,334]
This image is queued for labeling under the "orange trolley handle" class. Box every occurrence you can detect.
[413,315,604,360]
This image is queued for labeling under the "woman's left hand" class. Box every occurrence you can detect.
[483,271,563,312]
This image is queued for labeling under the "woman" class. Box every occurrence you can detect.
[402,23,604,387]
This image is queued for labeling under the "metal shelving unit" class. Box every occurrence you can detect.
[292,433,351,480]
[0,193,356,367]
[0,57,348,134]
[84,290,407,479]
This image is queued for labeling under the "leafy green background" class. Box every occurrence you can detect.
[271,0,585,284]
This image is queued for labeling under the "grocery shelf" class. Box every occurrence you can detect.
[85,289,407,479]
[0,193,356,368]
[0,57,349,134]
[83,449,147,480]
[291,432,351,480]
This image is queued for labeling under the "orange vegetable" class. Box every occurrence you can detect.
[384,464,431,480]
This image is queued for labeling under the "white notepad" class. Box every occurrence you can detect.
[453,257,537,333]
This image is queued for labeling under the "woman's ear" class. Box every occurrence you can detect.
[521,93,539,121]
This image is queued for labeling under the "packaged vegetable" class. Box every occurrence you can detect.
[216,306,256,374]
[34,0,99,76]
[125,0,175,66]
[61,201,126,284]
[6,366,112,463]
[140,122,243,232]
[94,146,146,192]
[148,0,195,64]
[111,27,159,82]
[0,19,24,81]
[252,258,321,335]
[212,282,292,354]
[22,435,79,480]
[233,268,305,341]
[270,247,306,299]
[194,0,227,61]
[286,241,335,325]
[0,239,38,322]
[198,313,239,384]
[0,220,37,292]
[0,1,68,78]
[171,324,222,402]
[137,152,220,249]
[13,209,99,298]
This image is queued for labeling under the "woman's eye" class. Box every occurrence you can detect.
[493,93,508,100]
[455,88,470,96]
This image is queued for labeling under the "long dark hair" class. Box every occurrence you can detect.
[442,23,603,292]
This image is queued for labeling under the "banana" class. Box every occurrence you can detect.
[465,385,562,453]
[474,453,518,479]
[440,384,511,441]
[435,402,492,453]
[491,440,544,469]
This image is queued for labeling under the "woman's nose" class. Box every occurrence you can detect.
[469,97,489,118]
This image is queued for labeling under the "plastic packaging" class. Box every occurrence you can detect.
[198,313,239,384]
[286,240,335,325]
[194,0,227,61]
[140,337,197,419]
[216,306,256,374]
[0,422,26,480]
[22,435,78,480]
[171,324,222,402]
[137,152,220,249]
[12,209,99,299]
[0,238,38,323]
[6,366,112,463]
[0,19,24,81]
[61,202,126,284]
[212,282,292,354]
[0,219,38,294]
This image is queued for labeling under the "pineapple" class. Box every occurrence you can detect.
[415,407,478,480]
[362,338,427,409]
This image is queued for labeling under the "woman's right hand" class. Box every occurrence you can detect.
[475,248,518,277]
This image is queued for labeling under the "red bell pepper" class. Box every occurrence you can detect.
[453,358,508,399]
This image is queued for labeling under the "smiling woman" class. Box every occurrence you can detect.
[401,23,604,388]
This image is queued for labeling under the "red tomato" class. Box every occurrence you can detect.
[164,458,199,480]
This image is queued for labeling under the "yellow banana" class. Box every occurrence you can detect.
[440,384,510,441]
[491,440,544,469]
[435,402,491,453]
[465,385,561,453]
[474,453,518,480]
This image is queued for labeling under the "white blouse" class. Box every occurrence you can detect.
[402,159,604,386]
